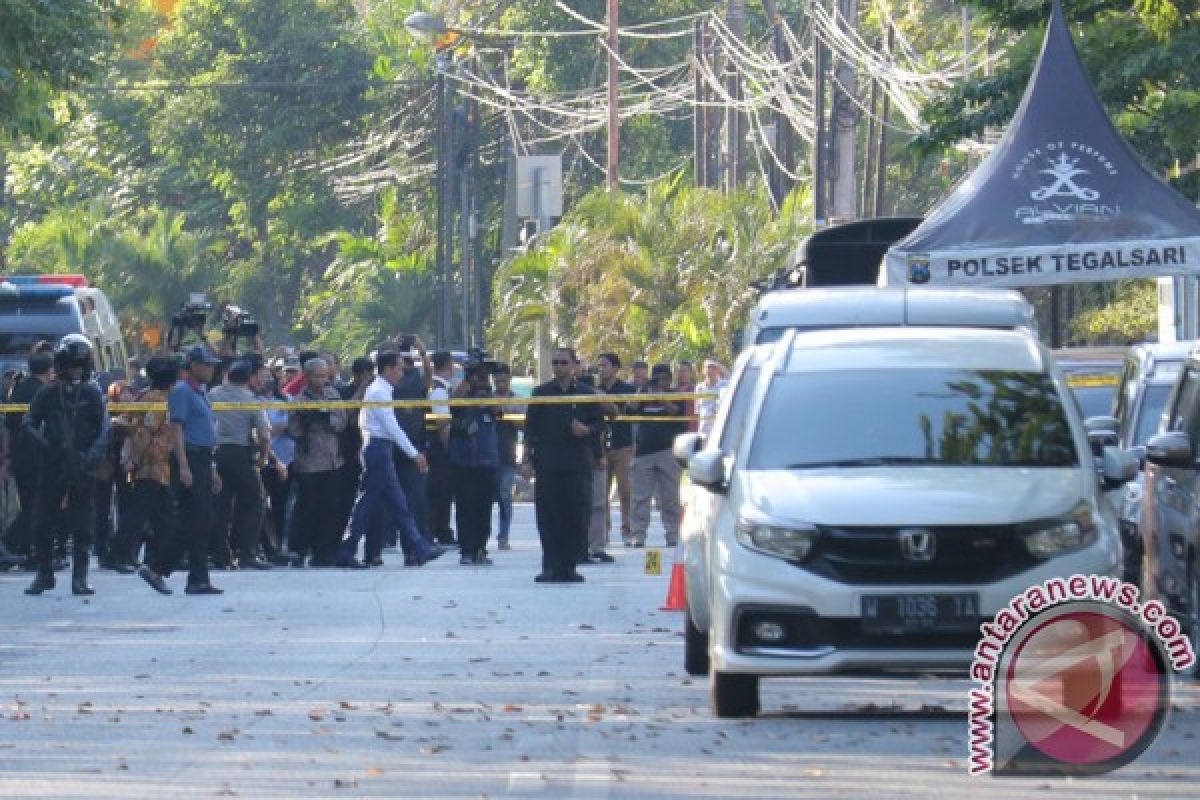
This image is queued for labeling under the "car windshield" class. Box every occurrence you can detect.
[1071,385,1117,419]
[1133,383,1173,447]
[748,369,1080,469]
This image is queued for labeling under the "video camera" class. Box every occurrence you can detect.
[465,347,502,375]
[166,293,214,351]
[222,305,260,338]
[171,293,213,331]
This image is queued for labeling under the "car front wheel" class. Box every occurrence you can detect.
[711,671,759,718]
[684,611,709,676]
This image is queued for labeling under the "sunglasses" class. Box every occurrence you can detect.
[551,359,571,365]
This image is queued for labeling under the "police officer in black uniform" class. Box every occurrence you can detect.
[23,335,108,596]
[521,347,605,584]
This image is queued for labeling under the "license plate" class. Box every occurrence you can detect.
[860,593,980,634]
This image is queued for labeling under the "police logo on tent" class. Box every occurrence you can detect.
[908,256,931,285]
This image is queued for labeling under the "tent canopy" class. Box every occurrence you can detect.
[882,1,1200,288]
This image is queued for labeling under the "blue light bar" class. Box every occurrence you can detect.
[0,283,75,299]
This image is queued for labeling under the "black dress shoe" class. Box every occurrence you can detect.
[24,572,55,595]
[336,558,369,569]
[110,562,137,575]
[562,572,585,583]
[71,580,96,596]
[415,545,447,567]
[367,557,384,567]
[242,558,272,570]
[589,552,615,563]
[534,572,555,583]
[138,565,172,595]
[185,583,224,595]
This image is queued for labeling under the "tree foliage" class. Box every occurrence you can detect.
[0,0,126,140]
[490,178,811,371]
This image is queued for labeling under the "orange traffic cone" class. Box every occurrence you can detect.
[660,544,686,612]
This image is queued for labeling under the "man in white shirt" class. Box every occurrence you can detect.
[337,351,446,568]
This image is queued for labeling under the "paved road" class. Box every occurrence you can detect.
[0,505,1196,798]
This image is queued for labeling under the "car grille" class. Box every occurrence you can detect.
[804,524,1036,585]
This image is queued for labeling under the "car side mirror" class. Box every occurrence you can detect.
[672,432,704,469]
[1145,431,1196,469]
[1087,428,1118,460]
[1085,415,1120,434]
[688,450,727,493]
[1101,447,1139,489]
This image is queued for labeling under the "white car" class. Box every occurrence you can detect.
[675,296,1138,718]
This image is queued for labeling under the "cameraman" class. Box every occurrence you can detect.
[288,358,347,567]
[22,335,108,596]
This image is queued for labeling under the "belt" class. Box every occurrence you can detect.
[185,444,215,454]
[216,443,254,449]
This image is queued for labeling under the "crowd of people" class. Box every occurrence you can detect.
[0,332,728,595]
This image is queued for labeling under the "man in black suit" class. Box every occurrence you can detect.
[521,347,605,584]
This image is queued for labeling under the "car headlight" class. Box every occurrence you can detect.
[1021,505,1098,559]
[735,518,819,561]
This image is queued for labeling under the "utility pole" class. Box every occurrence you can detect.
[435,67,451,347]
[812,24,827,225]
[760,0,793,207]
[829,0,859,223]
[872,25,893,218]
[607,0,619,191]
[693,20,708,188]
[725,0,746,191]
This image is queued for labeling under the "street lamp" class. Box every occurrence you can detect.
[403,11,446,38]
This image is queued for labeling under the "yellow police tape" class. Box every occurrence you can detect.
[1066,373,1119,388]
[0,391,716,418]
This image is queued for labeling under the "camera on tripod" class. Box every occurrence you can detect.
[171,293,213,331]
[222,305,260,338]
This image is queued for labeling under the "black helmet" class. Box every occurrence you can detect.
[54,333,93,378]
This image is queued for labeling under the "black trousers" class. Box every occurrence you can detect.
[453,465,496,557]
[112,480,176,565]
[31,466,93,573]
[426,438,454,542]
[151,447,213,587]
[292,469,343,564]
[261,465,292,557]
[533,467,590,578]
[4,466,37,554]
[213,444,265,563]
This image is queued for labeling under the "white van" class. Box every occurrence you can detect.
[0,275,128,384]
[675,288,1137,717]
[741,286,1037,350]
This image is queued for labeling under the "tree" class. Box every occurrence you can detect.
[150,0,376,335]
[0,0,125,140]
[490,178,811,369]
[916,0,1200,198]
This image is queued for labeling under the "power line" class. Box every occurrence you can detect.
[83,78,430,92]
